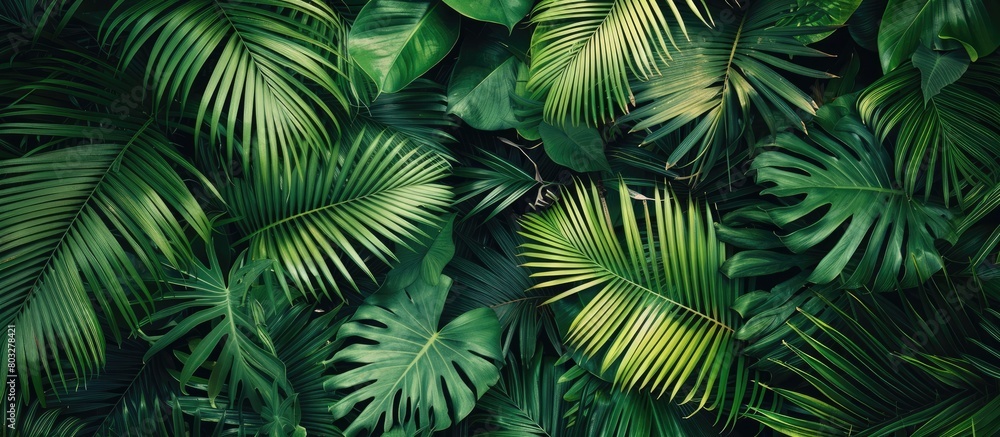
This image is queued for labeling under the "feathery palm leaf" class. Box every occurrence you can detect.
[519,179,749,421]
[467,354,570,436]
[0,54,210,396]
[560,363,718,436]
[527,0,712,126]
[354,79,457,156]
[748,290,1000,436]
[43,340,177,436]
[454,149,542,222]
[620,0,835,179]
[447,223,560,360]
[227,129,452,300]
[101,0,350,168]
[858,54,1000,208]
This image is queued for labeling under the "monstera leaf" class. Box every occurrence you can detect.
[746,97,954,291]
[325,275,502,436]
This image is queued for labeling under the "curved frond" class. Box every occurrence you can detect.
[858,54,1000,208]
[0,54,210,396]
[144,252,288,408]
[748,291,1000,436]
[527,0,711,126]
[101,0,350,166]
[228,130,452,300]
[519,179,748,422]
[620,0,835,179]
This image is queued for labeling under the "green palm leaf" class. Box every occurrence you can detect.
[527,0,712,126]
[748,291,1000,436]
[325,275,503,436]
[101,0,350,167]
[858,54,1000,208]
[227,129,452,300]
[620,0,835,179]
[42,340,177,436]
[356,79,457,156]
[519,179,748,421]
[454,150,542,222]
[0,54,210,396]
[560,363,718,436]
[467,355,570,436]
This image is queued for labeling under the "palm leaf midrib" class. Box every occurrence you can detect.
[236,179,438,244]
[11,117,155,319]
[529,224,735,333]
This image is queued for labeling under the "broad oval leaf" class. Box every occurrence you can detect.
[781,0,864,44]
[442,0,531,31]
[447,36,523,130]
[539,122,611,172]
[911,45,970,104]
[326,275,502,436]
[878,0,1000,72]
[349,0,460,93]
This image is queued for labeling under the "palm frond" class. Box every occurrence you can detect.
[43,340,177,436]
[467,354,570,436]
[620,0,835,180]
[527,0,712,126]
[143,251,288,409]
[858,54,1000,208]
[454,149,543,222]
[101,0,350,169]
[748,290,1000,436]
[447,222,560,361]
[354,78,457,157]
[0,53,210,396]
[227,129,452,300]
[519,179,750,423]
[560,363,717,436]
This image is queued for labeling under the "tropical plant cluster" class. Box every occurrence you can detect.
[0,0,998,435]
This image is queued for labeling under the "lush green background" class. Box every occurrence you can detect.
[1,0,999,435]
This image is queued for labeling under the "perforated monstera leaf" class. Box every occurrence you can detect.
[325,275,502,436]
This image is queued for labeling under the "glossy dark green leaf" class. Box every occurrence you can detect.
[349,0,460,93]
[442,0,531,31]
[538,122,610,172]
[326,275,502,436]
[783,0,864,44]
[878,0,1000,72]
[447,36,523,130]
[911,45,970,104]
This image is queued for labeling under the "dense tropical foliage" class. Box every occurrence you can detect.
[1,0,998,435]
